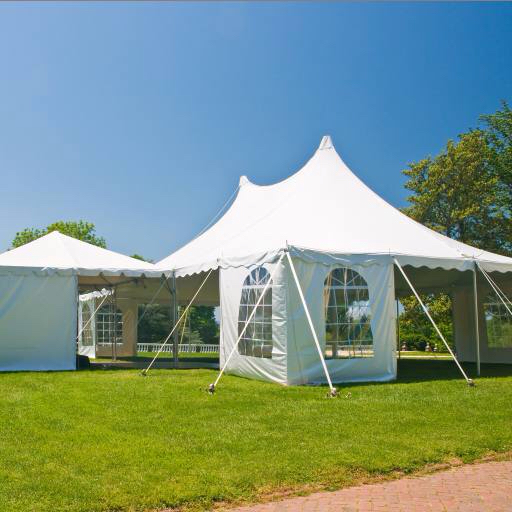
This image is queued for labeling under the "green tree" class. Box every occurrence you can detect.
[137,305,173,344]
[12,221,106,248]
[399,293,453,351]
[402,129,510,254]
[130,254,149,262]
[189,306,219,344]
[399,102,512,351]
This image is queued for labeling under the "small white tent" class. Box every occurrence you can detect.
[0,232,162,371]
[157,136,512,386]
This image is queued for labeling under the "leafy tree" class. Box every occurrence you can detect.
[130,254,150,262]
[137,305,172,344]
[138,304,219,345]
[402,129,510,255]
[12,221,106,248]
[399,102,512,351]
[399,293,453,351]
[189,306,219,344]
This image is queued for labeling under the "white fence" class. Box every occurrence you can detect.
[137,343,219,354]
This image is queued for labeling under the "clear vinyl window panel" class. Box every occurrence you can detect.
[238,266,273,359]
[80,305,94,347]
[484,294,512,348]
[324,267,374,359]
[96,305,123,346]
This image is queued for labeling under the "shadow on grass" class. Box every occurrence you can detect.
[85,356,512,385]
[396,359,512,383]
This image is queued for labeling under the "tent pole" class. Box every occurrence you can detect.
[172,272,178,367]
[209,253,285,393]
[113,288,118,362]
[396,299,401,360]
[472,265,481,377]
[142,269,213,376]
[286,252,337,397]
[393,258,474,386]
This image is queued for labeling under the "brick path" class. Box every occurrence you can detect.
[226,460,512,512]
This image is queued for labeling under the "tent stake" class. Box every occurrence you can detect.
[393,258,474,386]
[286,252,337,397]
[209,253,285,394]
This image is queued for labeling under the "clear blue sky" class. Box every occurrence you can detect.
[0,2,511,261]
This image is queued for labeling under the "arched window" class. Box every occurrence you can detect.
[96,305,123,346]
[484,294,512,348]
[324,267,373,359]
[238,266,273,358]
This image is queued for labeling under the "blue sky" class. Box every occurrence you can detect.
[0,2,511,261]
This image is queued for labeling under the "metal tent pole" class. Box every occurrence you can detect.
[172,272,178,367]
[396,299,401,360]
[473,265,481,376]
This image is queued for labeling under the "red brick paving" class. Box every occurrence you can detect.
[226,460,512,512]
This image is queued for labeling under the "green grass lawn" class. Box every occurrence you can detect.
[398,350,452,358]
[0,360,511,512]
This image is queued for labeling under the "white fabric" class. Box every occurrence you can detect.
[0,233,162,372]
[157,136,512,276]
[0,231,163,277]
[220,258,288,384]
[79,288,113,302]
[0,272,77,371]
[78,299,96,358]
[219,255,396,385]
[77,289,112,358]
[286,257,396,384]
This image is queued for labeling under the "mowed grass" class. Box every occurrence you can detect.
[0,361,511,512]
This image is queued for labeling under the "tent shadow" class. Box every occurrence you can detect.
[395,358,512,383]
[311,359,512,389]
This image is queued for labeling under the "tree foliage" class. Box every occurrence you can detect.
[399,293,453,351]
[400,102,512,351]
[402,129,510,255]
[12,221,106,248]
[138,305,219,345]
[189,306,219,344]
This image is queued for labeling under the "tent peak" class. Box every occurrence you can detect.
[318,135,333,151]
[239,175,250,187]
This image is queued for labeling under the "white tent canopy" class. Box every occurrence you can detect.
[0,231,162,277]
[158,136,512,276]
[157,136,512,386]
[0,232,163,372]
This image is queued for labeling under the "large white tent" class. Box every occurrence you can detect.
[158,136,512,386]
[0,232,162,371]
